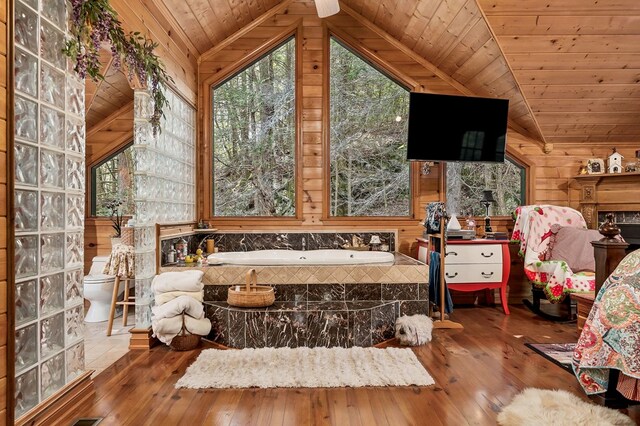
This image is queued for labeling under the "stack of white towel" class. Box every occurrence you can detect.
[151,270,211,345]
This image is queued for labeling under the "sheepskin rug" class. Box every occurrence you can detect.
[175,347,435,389]
[395,314,433,346]
[497,388,635,426]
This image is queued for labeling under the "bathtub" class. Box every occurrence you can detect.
[206,249,395,265]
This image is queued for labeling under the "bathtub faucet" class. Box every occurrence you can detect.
[302,237,306,251]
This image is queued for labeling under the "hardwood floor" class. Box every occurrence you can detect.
[57,306,639,425]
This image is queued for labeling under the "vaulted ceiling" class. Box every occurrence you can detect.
[87,0,640,151]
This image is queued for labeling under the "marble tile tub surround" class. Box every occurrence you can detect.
[160,231,397,264]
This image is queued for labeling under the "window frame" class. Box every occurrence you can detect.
[204,31,303,223]
[323,33,418,223]
[90,141,134,217]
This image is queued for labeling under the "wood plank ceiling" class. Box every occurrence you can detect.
[89,0,640,147]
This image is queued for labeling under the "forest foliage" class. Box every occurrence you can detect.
[93,145,135,216]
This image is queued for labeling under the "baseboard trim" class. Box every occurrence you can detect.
[16,371,94,426]
[129,327,159,350]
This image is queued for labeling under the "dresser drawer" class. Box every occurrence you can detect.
[444,263,503,283]
[445,244,502,264]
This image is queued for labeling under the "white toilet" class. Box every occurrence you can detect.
[84,256,132,323]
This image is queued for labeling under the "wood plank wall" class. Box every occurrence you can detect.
[1,0,10,422]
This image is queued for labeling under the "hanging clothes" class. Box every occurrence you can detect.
[425,202,447,235]
[429,250,453,314]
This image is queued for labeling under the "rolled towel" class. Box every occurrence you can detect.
[155,290,203,306]
[152,315,212,345]
[152,295,204,321]
[152,270,204,294]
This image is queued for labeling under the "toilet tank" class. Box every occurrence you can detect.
[89,256,110,276]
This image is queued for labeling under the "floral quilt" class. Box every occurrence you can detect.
[512,205,595,302]
[573,249,640,401]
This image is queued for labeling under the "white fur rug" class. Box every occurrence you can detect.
[497,388,635,426]
[175,347,435,389]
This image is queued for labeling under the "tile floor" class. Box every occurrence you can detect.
[84,311,135,377]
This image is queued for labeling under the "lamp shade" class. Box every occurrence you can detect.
[314,0,340,18]
[481,190,495,203]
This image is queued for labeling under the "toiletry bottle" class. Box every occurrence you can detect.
[168,245,176,263]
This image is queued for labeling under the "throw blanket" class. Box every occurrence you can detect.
[573,249,640,402]
[152,295,204,321]
[429,251,453,314]
[152,315,212,344]
[152,270,204,294]
[103,243,135,278]
[155,290,204,306]
[512,205,595,302]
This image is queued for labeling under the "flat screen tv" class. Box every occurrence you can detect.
[406,92,509,163]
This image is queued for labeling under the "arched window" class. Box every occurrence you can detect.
[211,37,296,216]
[329,37,411,217]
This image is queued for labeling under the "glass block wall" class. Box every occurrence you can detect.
[13,0,86,417]
[133,89,196,328]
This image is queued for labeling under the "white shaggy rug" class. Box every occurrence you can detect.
[497,388,635,426]
[175,347,434,389]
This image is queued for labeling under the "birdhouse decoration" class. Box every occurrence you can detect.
[607,148,624,174]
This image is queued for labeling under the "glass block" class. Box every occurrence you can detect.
[41,0,66,30]
[22,0,38,9]
[66,342,84,381]
[66,232,83,266]
[16,280,37,326]
[40,233,64,272]
[135,250,155,278]
[15,367,39,418]
[134,121,154,146]
[15,95,38,142]
[15,143,38,186]
[66,77,84,116]
[134,90,154,119]
[41,352,65,399]
[134,226,155,251]
[15,235,38,278]
[65,306,83,344]
[15,190,38,232]
[40,272,64,315]
[66,117,84,154]
[41,191,65,230]
[65,269,83,307]
[40,106,65,148]
[66,195,84,229]
[15,324,38,372]
[15,1,38,53]
[65,155,84,191]
[135,301,152,329]
[40,149,65,188]
[40,312,64,359]
[40,63,65,109]
[40,20,65,70]
[15,48,38,97]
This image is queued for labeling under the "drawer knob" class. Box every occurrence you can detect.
[481,252,494,258]
[446,272,458,278]
[481,272,494,278]
[446,251,458,257]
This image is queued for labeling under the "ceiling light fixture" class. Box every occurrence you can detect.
[314,0,340,18]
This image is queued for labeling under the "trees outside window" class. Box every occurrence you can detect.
[212,38,296,216]
[446,157,526,217]
[329,38,411,217]
[91,144,135,216]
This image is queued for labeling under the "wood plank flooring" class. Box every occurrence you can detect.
[58,306,639,425]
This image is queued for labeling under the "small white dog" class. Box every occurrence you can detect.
[395,314,433,346]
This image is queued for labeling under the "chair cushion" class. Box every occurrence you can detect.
[546,225,602,272]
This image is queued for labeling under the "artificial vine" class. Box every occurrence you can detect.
[64,0,174,134]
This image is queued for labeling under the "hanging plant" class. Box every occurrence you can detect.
[64,0,174,134]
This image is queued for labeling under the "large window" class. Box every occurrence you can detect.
[212,38,296,216]
[91,144,135,216]
[446,157,526,217]
[329,38,411,217]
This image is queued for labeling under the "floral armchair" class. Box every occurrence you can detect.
[512,205,597,320]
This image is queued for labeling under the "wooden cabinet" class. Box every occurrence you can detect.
[445,240,511,315]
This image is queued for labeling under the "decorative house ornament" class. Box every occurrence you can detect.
[607,148,623,174]
[587,158,605,175]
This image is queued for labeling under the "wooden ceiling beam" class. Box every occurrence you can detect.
[87,101,134,139]
[143,0,201,57]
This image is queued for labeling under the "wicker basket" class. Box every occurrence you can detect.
[227,269,275,308]
[169,314,201,351]
[121,227,134,247]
